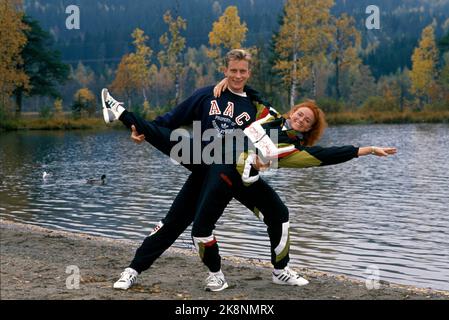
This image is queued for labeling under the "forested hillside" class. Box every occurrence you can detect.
[24,0,449,75]
[2,0,446,116]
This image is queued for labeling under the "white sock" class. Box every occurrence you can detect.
[273,268,285,275]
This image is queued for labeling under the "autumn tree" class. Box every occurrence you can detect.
[54,98,63,117]
[158,10,187,105]
[273,0,334,107]
[111,28,155,107]
[0,0,28,112]
[409,25,439,108]
[208,6,248,67]
[330,13,361,100]
[72,88,96,118]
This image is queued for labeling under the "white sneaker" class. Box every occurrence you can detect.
[101,88,125,123]
[272,267,309,286]
[113,267,138,290]
[204,271,229,292]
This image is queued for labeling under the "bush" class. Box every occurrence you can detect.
[360,96,399,112]
[316,97,344,113]
[39,106,54,119]
[424,102,449,111]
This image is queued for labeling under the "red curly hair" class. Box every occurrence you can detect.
[285,100,327,146]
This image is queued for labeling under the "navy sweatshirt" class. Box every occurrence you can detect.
[154,86,257,137]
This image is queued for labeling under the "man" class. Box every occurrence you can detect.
[103,49,307,292]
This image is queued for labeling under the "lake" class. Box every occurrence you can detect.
[1,123,448,291]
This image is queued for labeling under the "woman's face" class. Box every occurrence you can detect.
[290,107,315,132]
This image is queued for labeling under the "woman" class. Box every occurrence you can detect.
[212,80,396,180]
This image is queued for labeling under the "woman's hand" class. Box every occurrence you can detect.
[253,155,272,171]
[213,78,229,98]
[131,125,145,144]
[373,147,397,156]
[359,146,397,157]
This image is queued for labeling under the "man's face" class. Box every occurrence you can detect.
[224,59,251,93]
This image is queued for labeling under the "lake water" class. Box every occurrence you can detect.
[1,124,448,291]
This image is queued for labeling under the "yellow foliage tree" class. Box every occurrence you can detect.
[0,0,29,110]
[54,98,63,117]
[111,28,155,107]
[274,0,334,106]
[158,10,187,105]
[409,25,439,107]
[73,88,96,117]
[208,6,248,67]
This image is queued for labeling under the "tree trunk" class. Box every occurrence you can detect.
[14,89,23,118]
[335,55,341,100]
[174,74,180,106]
[399,83,404,112]
[312,65,317,100]
[290,52,298,108]
[142,87,148,102]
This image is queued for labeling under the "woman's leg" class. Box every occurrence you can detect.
[232,176,290,269]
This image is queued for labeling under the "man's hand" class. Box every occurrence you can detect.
[131,125,145,144]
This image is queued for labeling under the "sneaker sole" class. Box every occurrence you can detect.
[205,282,229,292]
[272,277,309,286]
[113,281,136,290]
[101,89,112,123]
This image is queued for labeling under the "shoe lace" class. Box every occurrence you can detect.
[283,267,299,278]
[106,96,123,109]
[206,274,223,286]
[119,270,135,282]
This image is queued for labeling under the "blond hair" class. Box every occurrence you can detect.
[225,49,252,68]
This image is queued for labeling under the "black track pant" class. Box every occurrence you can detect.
[119,111,290,273]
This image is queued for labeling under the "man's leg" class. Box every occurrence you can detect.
[119,111,176,158]
[190,165,235,291]
[113,170,205,289]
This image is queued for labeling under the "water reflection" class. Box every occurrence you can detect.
[1,124,448,291]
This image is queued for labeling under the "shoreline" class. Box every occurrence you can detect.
[2,110,449,131]
[1,219,448,300]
